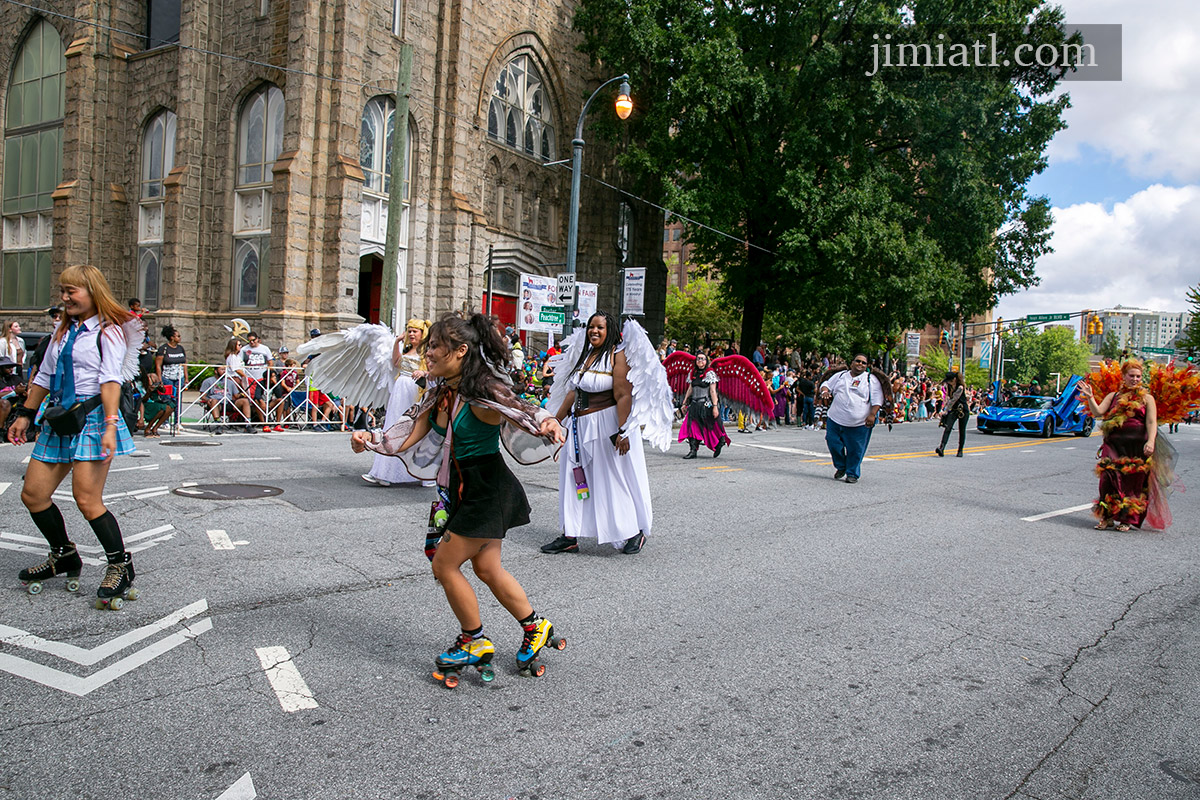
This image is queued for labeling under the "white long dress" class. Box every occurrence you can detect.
[559,350,654,546]
[367,349,423,484]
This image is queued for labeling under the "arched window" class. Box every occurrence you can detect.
[2,20,64,308]
[359,96,413,253]
[137,110,176,309]
[487,54,555,161]
[233,85,283,308]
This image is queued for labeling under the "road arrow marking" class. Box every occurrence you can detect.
[206,530,248,550]
[0,599,209,665]
[256,646,318,712]
[0,618,212,696]
[1021,503,1094,522]
[216,773,256,800]
[0,482,10,496]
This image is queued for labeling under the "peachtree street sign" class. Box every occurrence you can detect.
[1141,347,1176,355]
[538,306,565,326]
[1026,313,1071,323]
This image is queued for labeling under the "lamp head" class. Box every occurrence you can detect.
[615,80,633,120]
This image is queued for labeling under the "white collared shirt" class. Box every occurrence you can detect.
[32,316,128,399]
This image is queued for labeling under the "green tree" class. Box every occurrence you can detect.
[574,0,1074,356]
[919,347,991,389]
[1099,329,1122,360]
[664,276,738,349]
[1003,325,1091,389]
[1179,283,1200,353]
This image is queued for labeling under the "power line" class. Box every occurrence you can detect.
[4,0,769,256]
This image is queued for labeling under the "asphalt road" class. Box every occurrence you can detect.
[0,419,1197,800]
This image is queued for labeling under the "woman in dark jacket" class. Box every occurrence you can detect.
[936,371,970,457]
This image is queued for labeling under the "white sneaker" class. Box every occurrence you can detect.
[361,474,382,486]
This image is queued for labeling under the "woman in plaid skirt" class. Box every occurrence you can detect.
[6,265,144,608]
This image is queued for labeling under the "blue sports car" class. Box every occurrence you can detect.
[976,375,1094,438]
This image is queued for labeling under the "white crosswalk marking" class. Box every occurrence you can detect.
[256,647,318,712]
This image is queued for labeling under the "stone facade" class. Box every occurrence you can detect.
[0,1,666,360]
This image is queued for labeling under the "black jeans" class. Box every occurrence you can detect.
[939,413,967,454]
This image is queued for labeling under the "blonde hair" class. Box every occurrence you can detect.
[54,265,132,341]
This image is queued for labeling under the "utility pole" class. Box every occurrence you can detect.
[380,44,413,332]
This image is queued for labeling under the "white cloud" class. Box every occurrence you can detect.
[1048,0,1200,181]
[996,184,1200,320]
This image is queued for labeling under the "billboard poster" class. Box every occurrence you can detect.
[574,281,599,325]
[622,268,646,316]
[518,273,560,334]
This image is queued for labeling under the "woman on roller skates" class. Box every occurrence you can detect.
[6,264,144,608]
[350,313,566,685]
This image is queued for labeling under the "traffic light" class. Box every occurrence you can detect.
[996,317,1003,333]
[1087,316,1096,335]
[1095,317,1103,335]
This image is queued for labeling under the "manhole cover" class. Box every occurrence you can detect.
[172,484,283,500]
[160,440,222,447]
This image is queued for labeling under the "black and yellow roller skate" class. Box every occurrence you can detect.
[19,545,83,595]
[516,616,565,678]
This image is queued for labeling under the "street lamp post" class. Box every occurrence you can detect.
[561,74,631,338]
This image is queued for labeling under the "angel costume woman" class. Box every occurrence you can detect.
[362,318,430,487]
[1079,359,1198,531]
[677,352,730,459]
[539,312,673,555]
[6,264,145,604]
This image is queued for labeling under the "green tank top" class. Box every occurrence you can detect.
[430,403,500,459]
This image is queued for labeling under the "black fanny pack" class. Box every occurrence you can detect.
[43,396,103,437]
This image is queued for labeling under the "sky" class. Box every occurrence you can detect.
[993,0,1200,324]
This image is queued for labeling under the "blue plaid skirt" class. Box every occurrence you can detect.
[32,403,135,464]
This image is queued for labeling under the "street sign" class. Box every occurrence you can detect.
[1026,313,1071,323]
[556,272,575,303]
[538,306,565,326]
[905,331,921,357]
[1141,346,1176,355]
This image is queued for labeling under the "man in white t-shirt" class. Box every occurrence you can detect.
[818,354,883,484]
[239,331,277,430]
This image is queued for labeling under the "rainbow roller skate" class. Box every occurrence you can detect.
[94,557,139,610]
[19,546,83,595]
[516,617,566,678]
[433,635,496,689]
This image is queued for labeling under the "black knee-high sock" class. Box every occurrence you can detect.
[86,510,126,563]
[29,504,71,551]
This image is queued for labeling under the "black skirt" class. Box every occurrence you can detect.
[445,452,531,540]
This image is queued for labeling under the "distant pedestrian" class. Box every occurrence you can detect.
[935,371,969,458]
[818,354,884,484]
[155,325,187,429]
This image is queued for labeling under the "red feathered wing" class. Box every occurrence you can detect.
[1148,363,1200,423]
[712,354,775,416]
[662,351,697,396]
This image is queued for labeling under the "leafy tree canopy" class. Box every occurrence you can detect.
[575,0,1074,355]
[1179,283,1200,352]
[919,346,991,389]
[664,276,739,349]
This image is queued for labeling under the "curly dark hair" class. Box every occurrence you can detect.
[426,312,512,399]
[161,325,177,340]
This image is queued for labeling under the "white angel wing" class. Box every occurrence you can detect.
[296,323,397,408]
[118,317,146,381]
[621,319,674,451]
[546,327,587,416]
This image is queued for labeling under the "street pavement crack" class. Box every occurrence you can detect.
[1058,578,1181,705]
[1002,689,1111,800]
